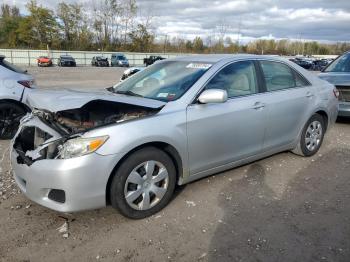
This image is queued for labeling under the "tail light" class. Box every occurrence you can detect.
[333,88,340,99]
[18,80,34,88]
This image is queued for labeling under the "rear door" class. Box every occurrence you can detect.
[257,60,314,151]
[186,60,267,175]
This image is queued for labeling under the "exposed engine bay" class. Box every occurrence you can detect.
[34,100,160,135]
[13,100,161,165]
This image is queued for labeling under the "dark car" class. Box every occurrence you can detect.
[319,51,350,117]
[91,56,109,67]
[312,59,330,71]
[58,55,76,67]
[144,55,166,66]
[289,57,314,70]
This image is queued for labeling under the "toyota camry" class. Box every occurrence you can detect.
[11,55,338,219]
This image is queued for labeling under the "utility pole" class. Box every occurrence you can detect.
[237,17,242,52]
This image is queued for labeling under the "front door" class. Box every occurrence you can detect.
[186,60,267,175]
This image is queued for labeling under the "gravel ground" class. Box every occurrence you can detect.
[0,67,350,262]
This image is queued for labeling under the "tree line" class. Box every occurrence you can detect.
[0,1,349,55]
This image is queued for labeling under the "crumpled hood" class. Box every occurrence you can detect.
[26,89,166,112]
[319,72,350,86]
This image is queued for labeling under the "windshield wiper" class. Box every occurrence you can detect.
[115,90,143,97]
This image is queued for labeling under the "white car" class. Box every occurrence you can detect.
[120,67,144,81]
[0,55,36,139]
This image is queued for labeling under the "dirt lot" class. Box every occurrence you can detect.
[1,67,350,262]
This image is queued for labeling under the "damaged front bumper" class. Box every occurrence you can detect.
[11,115,122,212]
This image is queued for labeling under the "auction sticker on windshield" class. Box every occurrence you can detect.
[186,63,212,69]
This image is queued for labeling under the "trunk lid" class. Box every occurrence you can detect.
[319,72,350,102]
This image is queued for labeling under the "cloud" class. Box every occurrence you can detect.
[4,0,350,42]
[136,0,350,42]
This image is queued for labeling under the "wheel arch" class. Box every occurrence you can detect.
[105,141,183,205]
[314,109,329,132]
[0,99,30,112]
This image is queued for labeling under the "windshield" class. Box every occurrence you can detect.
[113,61,212,102]
[117,56,126,60]
[61,56,73,60]
[324,53,350,72]
[1,59,27,74]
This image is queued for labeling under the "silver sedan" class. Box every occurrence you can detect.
[11,55,338,219]
[319,51,350,117]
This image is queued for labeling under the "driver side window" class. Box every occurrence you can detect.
[205,61,258,98]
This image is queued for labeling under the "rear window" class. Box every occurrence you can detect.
[261,61,296,91]
[260,61,309,91]
[0,59,27,74]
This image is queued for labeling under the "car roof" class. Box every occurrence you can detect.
[166,54,285,64]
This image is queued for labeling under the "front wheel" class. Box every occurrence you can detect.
[292,114,325,157]
[0,102,26,140]
[110,147,176,219]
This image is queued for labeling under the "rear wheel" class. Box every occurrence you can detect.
[292,114,325,157]
[110,147,176,219]
[0,102,26,140]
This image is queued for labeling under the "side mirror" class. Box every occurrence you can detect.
[198,89,228,104]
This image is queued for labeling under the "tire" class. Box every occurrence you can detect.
[110,147,176,219]
[292,114,325,157]
[0,102,26,140]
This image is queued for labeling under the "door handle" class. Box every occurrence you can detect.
[306,92,314,98]
[252,102,265,110]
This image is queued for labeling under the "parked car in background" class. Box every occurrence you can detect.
[319,51,350,117]
[0,55,35,139]
[37,56,53,67]
[11,55,338,219]
[289,57,313,70]
[91,56,109,67]
[111,53,129,67]
[144,55,166,66]
[58,55,76,67]
[120,67,144,81]
[312,59,330,71]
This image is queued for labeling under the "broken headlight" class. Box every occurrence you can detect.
[57,136,109,159]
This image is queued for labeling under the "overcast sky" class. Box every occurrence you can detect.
[5,0,350,43]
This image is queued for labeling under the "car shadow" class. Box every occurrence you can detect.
[208,148,350,262]
[337,117,350,124]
